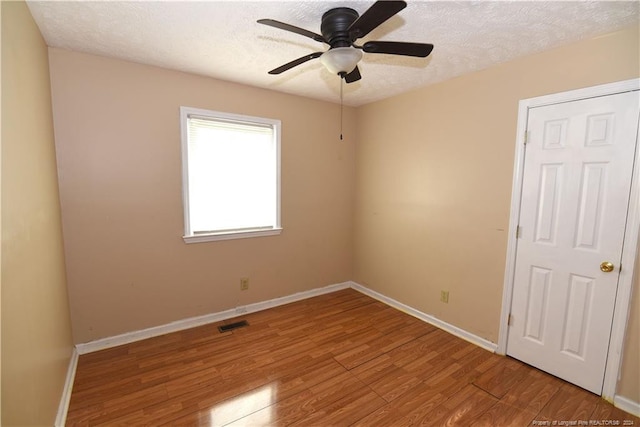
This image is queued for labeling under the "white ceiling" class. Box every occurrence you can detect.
[27,1,639,106]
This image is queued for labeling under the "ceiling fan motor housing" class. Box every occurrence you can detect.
[321,8,359,48]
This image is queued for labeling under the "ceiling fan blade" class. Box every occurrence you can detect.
[268,52,324,75]
[363,41,434,57]
[344,66,361,83]
[348,1,407,40]
[258,19,326,43]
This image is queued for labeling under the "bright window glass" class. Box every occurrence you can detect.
[180,107,281,243]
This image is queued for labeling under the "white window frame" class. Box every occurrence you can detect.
[180,106,282,243]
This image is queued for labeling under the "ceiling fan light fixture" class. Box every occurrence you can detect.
[320,47,363,75]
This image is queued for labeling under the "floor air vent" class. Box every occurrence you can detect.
[218,320,249,333]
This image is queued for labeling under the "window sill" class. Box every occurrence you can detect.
[182,227,282,244]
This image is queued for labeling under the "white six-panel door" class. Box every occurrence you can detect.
[507,91,640,394]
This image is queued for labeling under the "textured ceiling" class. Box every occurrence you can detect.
[27,1,639,106]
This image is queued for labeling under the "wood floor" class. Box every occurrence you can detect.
[67,289,639,426]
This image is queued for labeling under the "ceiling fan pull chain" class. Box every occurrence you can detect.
[340,75,344,140]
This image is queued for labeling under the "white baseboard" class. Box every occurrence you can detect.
[349,281,498,353]
[75,281,351,355]
[75,280,499,356]
[55,348,79,427]
[614,394,640,417]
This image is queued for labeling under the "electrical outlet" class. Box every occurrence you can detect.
[240,278,249,291]
[440,290,449,303]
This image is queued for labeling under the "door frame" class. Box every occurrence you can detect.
[497,78,640,401]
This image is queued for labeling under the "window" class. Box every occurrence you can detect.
[180,106,281,243]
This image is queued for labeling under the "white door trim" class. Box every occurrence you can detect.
[498,78,640,401]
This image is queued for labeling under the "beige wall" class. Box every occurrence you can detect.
[354,25,639,401]
[1,1,75,425]
[48,48,356,344]
[618,246,640,402]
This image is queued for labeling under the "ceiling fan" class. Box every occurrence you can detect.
[257,0,434,83]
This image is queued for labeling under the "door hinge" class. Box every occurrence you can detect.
[508,314,513,326]
[524,131,530,145]
[516,225,521,238]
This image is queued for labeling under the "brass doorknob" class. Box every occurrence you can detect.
[600,262,614,273]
